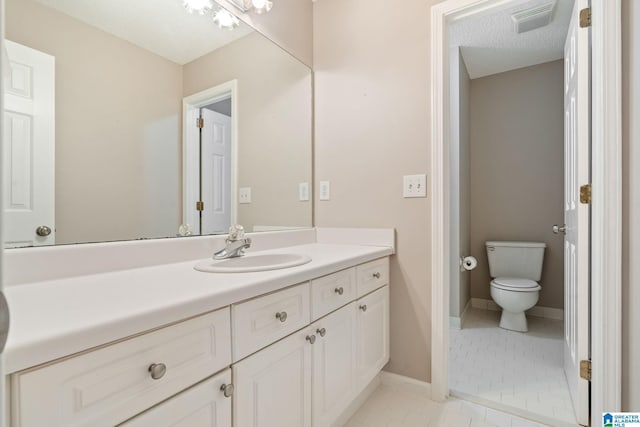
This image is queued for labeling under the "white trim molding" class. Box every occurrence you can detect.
[430,0,623,415]
[590,0,623,419]
[470,298,564,321]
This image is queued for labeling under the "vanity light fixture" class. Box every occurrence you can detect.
[182,0,214,14]
[213,8,240,29]
[228,0,273,14]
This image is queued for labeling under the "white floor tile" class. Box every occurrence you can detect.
[342,383,555,427]
[449,308,578,426]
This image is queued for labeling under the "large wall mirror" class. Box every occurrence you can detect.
[3,0,313,248]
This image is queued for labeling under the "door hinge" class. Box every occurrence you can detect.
[580,7,592,28]
[196,201,204,211]
[196,117,204,129]
[580,184,592,204]
[580,359,592,381]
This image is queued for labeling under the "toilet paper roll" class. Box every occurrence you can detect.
[461,256,478,271]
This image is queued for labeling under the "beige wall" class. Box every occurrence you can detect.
[622,0,640,411]
[6,0,183,244]
[183,33,313,232]
[450,48,472,318]
[314,0,433,381]
[469,61,565,309]
[215,0,313,67]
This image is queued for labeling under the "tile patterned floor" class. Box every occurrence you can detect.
[343,382,550,427]
[449,308,578,426]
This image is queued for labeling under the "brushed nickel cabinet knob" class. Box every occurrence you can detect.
[373,272,381,279]
[316,328,327,337]
[148,363,167,380]
[36,225,52,237]
[306,334,316,344]
[220,383,234,398]
[275,311,288,322]
[359,304,368,312]
[334,287,344,295]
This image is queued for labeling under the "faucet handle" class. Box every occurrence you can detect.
[228,224,245,240]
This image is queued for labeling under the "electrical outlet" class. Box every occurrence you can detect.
[319,181,331,201]
[403,174,427,198]
[239,187,252,204]
[299,182,309,201]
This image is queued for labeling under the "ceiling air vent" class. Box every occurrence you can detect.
[511,1,556,34]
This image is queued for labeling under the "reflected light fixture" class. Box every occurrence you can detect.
[182,0,214,14]
[228,0,273,14]
[213,8,240,29]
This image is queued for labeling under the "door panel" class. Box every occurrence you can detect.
[563,1,590,424]
[201,108,231,235]
[3,40,55,247]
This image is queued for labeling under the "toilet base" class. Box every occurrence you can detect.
[499,310,528,332]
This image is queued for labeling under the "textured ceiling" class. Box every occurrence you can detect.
[35,0,254,65]
[449,0,574,79]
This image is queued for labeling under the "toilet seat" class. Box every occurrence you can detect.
[491,277,541,292]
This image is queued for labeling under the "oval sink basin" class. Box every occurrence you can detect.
[194,253,312,273]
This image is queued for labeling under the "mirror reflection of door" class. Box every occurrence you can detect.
[200,99,232,235]
[3,40,55,248]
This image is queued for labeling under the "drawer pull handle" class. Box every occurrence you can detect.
[316,328,327,337]
[275,311,288,322]
[373,272,381,279]
[220,383,234,398]
[148,363,167,380]
[359,304,368,312]
[306,334,316,344]
[334,287,344,295]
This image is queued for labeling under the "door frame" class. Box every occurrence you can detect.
[182,80,239,235]
[430,0,622,423]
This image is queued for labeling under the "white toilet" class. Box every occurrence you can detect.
[485,241,546,332]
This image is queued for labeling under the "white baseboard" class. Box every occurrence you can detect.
[333,374,381,427]
[450,299,472,330]
[379,371,432,397]
[471,298,564,321]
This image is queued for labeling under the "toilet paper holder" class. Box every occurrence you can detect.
[460,256,478,272]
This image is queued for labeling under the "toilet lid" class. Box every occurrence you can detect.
[491,277,541,291]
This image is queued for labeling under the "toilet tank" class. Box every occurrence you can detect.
[485,241,546,280]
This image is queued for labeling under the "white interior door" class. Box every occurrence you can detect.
[200,108,231,235]
[563,1,590,424]
[3,40,55,247]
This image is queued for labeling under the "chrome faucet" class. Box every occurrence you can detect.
[213,225,251,260]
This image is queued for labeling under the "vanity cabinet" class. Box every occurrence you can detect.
[9,256,390,427]
[10,308,231,427]
[120,369,232,427]
[233,277,389,427]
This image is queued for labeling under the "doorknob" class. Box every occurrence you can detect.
[36,225,52,237]
[552,224,567,234]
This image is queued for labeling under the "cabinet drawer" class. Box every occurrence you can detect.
[310,268,356,321]
[120,369,232,427]
[232,283,310,361]
[11,308,231,427]
[356,258,389,297]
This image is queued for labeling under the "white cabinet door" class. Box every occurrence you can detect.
[356,286,390,390]
[312,302,358,427]
[233,328,313,427]
[120,369,232,427]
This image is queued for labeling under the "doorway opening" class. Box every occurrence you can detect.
[446,1,578,424]
[182,80,238,236]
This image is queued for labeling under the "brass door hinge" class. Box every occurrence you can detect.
[580,359,592,381]
[196,117,204,129]
[580,184,592,204]
[580,7,592,28]
[196,201,204,211]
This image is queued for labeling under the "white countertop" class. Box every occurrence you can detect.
[3,243,392,374]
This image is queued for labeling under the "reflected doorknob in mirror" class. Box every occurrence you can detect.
[552,224,567,235]
[36,225,52,237]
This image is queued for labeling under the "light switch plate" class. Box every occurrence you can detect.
[239,187,252,204]
[299,182,309,201]
[403,174,427,198]
[319,181,331,201]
